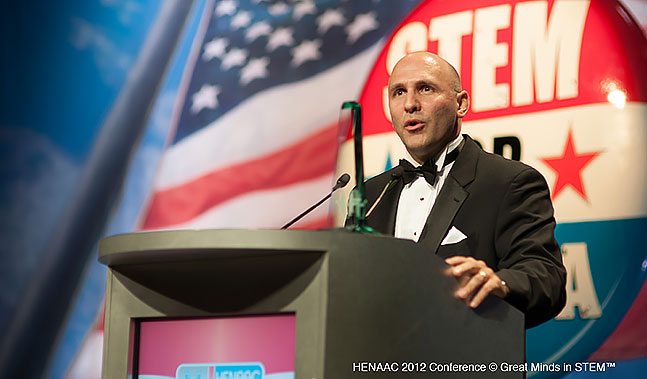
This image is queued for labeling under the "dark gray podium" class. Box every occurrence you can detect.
[99,229,524,378]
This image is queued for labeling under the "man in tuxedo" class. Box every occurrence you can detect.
[362,51,566,327]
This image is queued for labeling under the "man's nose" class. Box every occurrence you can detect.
[404,92,420,113]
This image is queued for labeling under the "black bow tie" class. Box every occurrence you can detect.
[398,148,460,186]
[399,159,438,185]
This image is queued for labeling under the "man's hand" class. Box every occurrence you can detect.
[445,256,510,308]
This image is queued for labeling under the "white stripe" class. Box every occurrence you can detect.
[65,331,103,379]
[155,44,382,190]
[157,174,336,230]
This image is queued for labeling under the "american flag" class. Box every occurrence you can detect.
[67,2,422,377]
[140,0,420,231]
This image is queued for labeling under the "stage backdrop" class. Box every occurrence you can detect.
[2,1,644,378]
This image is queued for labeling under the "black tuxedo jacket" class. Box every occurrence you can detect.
[362,135,566,327]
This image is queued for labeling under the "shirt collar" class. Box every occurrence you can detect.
[403,134,464,170]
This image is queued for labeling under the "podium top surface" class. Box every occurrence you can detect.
[98,229,396,266]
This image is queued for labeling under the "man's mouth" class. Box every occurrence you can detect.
[404,119,424,131]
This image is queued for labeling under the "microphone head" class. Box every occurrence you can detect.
[333,173,351,190]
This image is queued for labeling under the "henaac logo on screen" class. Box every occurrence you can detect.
[352,0,647,375]
[176,362,264,379]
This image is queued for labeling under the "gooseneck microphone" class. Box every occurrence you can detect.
[281,173,351,230]
[332,173,351,191]
[365,169,402,218]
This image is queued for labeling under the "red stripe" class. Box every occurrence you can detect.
[141,124,338,229]
[96,305,105,332]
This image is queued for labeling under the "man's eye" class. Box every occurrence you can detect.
[421,85,432,92]
[393,89,404,97]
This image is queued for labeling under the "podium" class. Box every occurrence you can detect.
[99,230,524,378]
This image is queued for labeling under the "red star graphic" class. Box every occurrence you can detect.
[540,129,600,200]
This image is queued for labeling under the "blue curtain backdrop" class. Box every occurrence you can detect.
[0,0,194,376]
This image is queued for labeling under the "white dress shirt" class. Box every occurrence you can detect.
[395,134,464,242]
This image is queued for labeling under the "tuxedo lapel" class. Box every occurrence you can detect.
[419,136,479,253]
[365,176,403,236]
[419,176,468,253]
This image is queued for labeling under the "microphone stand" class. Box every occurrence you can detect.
[342,101,376,234]
[281,193,334,230]
[281,174,350,230]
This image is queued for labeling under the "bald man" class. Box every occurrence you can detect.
[361,52,566,327]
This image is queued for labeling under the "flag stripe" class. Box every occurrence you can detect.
[157,174,335,230]
[142,125,337,229]
[154,45,380,190]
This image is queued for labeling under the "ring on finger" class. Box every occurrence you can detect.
[478,271,487,280]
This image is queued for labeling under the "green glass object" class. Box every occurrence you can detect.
[342,101,376,234]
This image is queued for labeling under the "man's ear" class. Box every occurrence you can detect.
[456,90,470,118]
